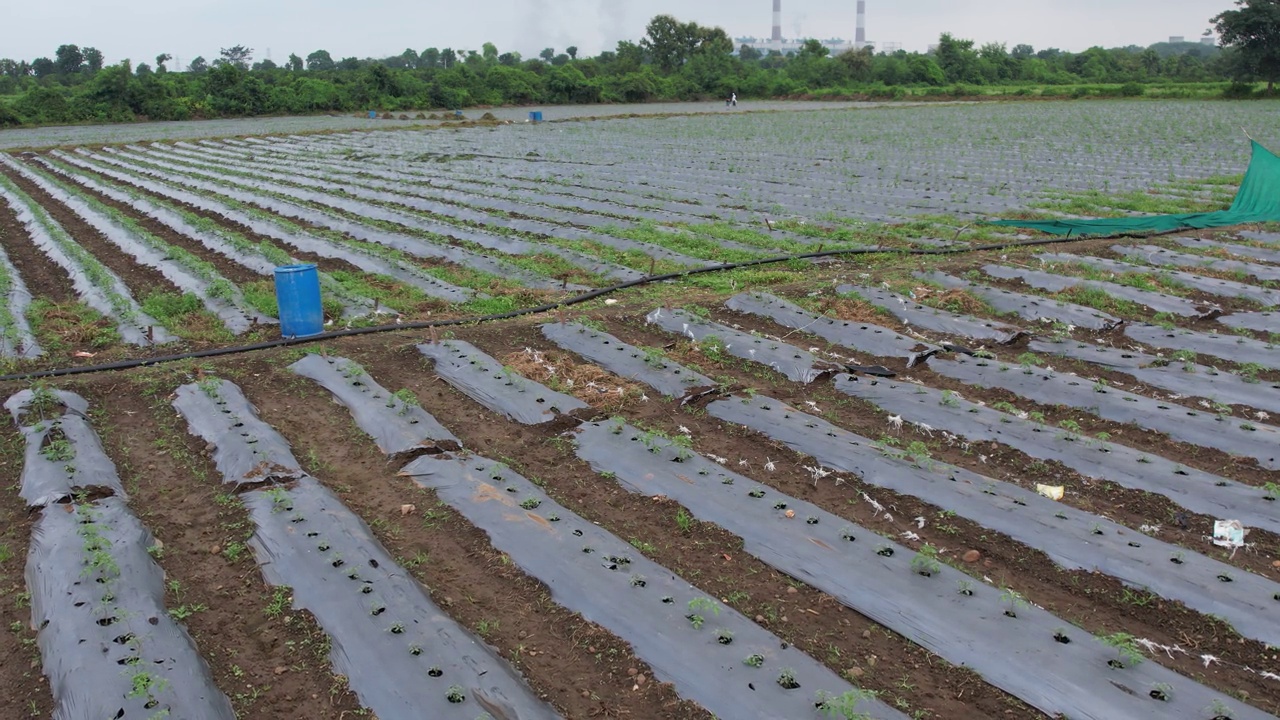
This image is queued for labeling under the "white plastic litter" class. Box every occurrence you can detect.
[1211,519,1247,549]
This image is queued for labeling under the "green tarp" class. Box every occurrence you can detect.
[989,141,1280,237]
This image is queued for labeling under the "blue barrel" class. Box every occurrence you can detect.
[367,110,377,119]
[273,264,323,338]
[529,111,543,123]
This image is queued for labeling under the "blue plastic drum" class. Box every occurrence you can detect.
[273,264,323,338]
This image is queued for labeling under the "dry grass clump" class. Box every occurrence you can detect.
[501,348,646,411]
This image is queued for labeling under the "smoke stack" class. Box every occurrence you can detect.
[772,0,782,42]
[856,0,866,48]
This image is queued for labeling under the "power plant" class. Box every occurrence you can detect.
[739,1,885,55]
[856,1,866,48]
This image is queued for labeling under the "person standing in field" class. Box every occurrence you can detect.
[731,92,737,106]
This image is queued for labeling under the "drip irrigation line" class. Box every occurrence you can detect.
[0,228,1180,382]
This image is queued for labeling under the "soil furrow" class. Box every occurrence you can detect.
[27,158,265,287]
[590,312,1280,712]
[0,166,180,300]
[74,371,364,719]
[0,196,76,305]
[344,335,1045,720]
[0,411,54,718]
[221,350,712,720]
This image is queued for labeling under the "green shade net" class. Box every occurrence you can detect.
[988,141,1280,237]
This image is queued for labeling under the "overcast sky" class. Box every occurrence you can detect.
[7,0,1223,68]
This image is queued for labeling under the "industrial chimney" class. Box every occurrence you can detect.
[856,0,866,48]
[772,0,782,42]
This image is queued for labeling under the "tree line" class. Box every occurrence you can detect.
[0,6,1271,128]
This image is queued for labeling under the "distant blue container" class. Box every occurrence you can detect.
[454,110,463,118]
[367,110,377,119]
[529,111,543,123]
[274,264,323,338]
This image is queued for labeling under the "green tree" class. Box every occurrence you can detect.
[1214,0,1280,91]
[566,46,578,60]
[83,47,104,73]
[287,53,304,72]
[837,47,874,82]
[155,53,171,73]
[540,48,556,61]
[440,48,457,68]
[188,56,208,73]
[498,52,521,66]
[306,50,335,71]
[642,15,694,72]
[420,48,440,68]
[739,45,762,62]
[218,45,253,70]
[55,44,85,75]
[482,43,499,64]
[31,57,55,78]
[934,33,981,83]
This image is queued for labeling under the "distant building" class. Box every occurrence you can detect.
[736,36,859,55]
[1200,36,1216,46]
[1169,36,1185,44]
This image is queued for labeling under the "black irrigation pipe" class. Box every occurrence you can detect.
[0,228,1182,382]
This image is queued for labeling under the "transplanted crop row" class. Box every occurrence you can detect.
[170,377,560,720]
[931,353,1280,469]
[979,264,1218,318]
[168,139,823,267]
[1029,338,1280,415]
[6,387,235,719]
[531,311,1280,707]
[256,134,769,228]
[1176,236,1280,265]
[107,145,597,291]
[1121,243,1280,283]
[630,312,1280,647]
[51,149,476,306]
[302,125,1009,220]
[0,169,164,346]
[86,147,582,301]
[1036,252,1280,307]
[255,135,836,253]
[139,142,628,286]
[287,352,902,719]
[30,153,417,321]
[210,137,749,244]
[1,156,265,336]
[411,335,1270,720]
[0,210,40,359]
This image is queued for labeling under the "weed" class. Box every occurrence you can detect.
[169,603,207,620]
[629,538,657,554]
[675,508,694,533]
[744,653,765,668]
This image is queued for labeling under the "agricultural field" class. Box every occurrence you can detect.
[0,98,1278,719]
